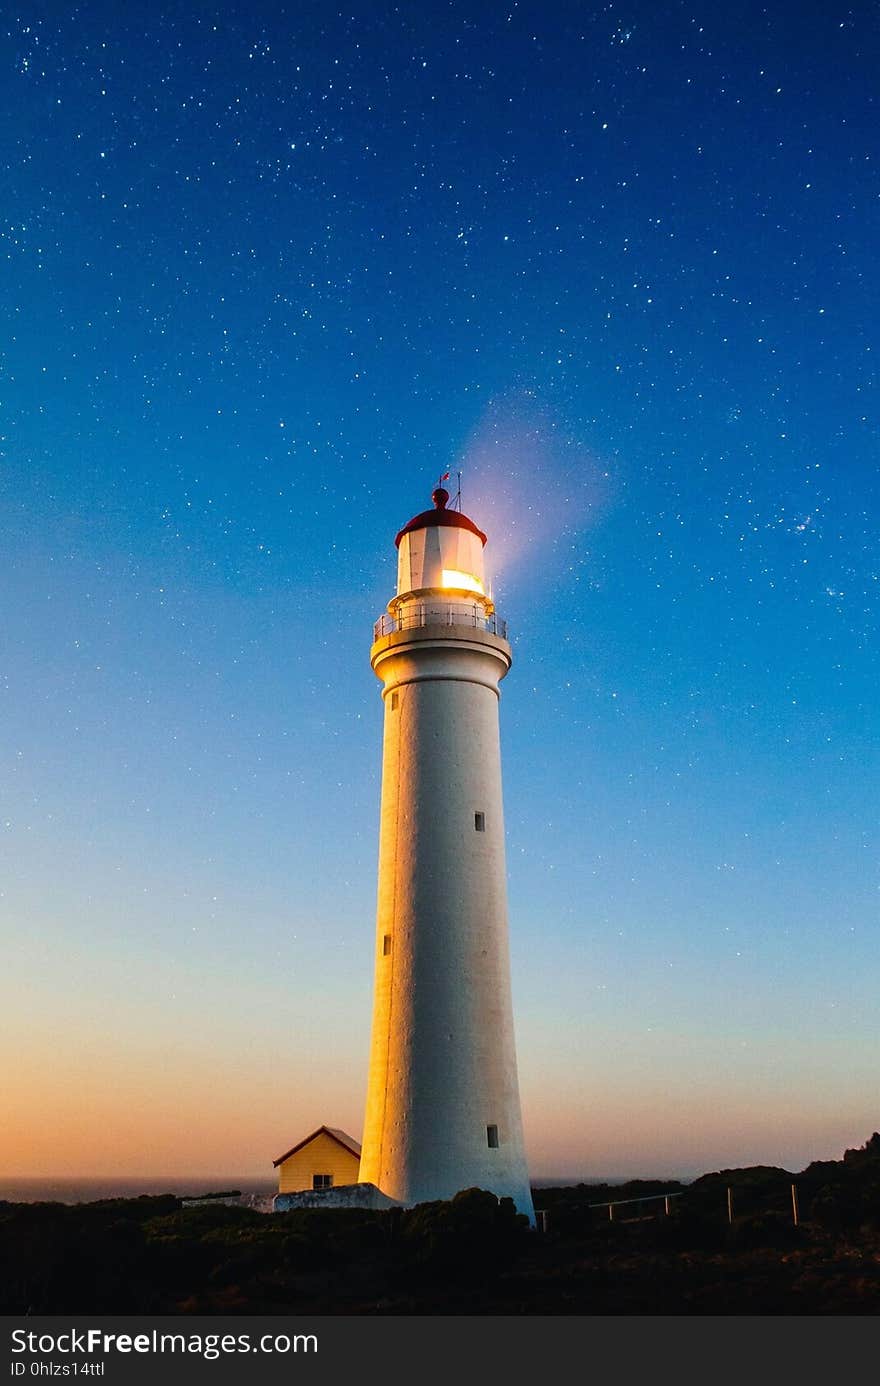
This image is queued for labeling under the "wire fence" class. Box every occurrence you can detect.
[535,1181,808,1233]
[589,1191,686,1222]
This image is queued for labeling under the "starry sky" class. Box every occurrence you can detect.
[3,1,878,1183]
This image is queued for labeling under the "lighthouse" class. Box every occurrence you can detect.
[359,484,534,1222]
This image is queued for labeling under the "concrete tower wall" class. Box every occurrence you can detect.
[359,625,533,1219]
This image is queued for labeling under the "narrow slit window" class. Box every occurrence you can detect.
[487,1124,499,1148]
[390,691,399,710]
[474,811,486,832]
[382,935,392,956]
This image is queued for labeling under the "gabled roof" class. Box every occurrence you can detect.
[273,1124,362,1168]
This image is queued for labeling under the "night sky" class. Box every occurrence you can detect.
[3,2,878,1181]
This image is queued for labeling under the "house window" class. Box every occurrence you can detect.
[390,691,399,710]
[474,811,486,832]
[487,1124,499,1148]
[313,1174,333,1190]
[383,935,392,956]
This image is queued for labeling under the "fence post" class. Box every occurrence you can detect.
[791,1183,800,1228]
[664,1196,670,1216]
[727,1187,734,1225]
[608,1203,615,1222]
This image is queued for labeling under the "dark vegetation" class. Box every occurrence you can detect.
[4,1136,880,1314]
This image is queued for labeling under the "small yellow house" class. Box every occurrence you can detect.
[273,1125,362,1194]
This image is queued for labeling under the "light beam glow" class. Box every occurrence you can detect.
[442,569,484,594]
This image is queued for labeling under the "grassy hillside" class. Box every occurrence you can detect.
[3,1136,880,1314]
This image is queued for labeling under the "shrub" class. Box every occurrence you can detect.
[726,1212,801,1251]
[397,1188,531,1280]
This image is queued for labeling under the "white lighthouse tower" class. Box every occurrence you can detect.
[359,484,534,1222]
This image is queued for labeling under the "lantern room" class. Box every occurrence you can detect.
[393,487,491,609]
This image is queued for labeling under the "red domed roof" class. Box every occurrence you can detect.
[394,487,487,549]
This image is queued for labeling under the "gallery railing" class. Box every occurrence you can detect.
[373,605,508,642]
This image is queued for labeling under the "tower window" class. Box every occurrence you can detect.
[474,811,486,832]
[487,1124,499,1148]
[313,1174,333,1190]
[390,691,399,710]
[383,935,392,956]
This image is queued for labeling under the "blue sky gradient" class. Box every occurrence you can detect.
[2,1,878,1180]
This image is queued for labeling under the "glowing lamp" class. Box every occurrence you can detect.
[442,568,484,595]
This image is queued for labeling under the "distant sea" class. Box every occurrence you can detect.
[1,1174,682,1205]
[0,1178,278,1206]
